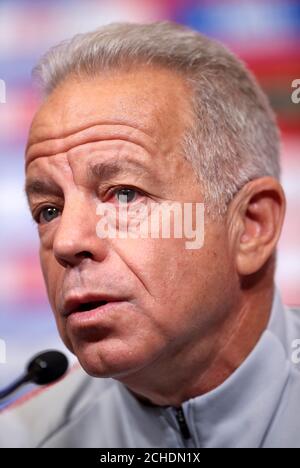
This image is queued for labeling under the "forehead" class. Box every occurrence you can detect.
[26,66,192,169]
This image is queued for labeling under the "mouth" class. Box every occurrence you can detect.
[63,295,124,317]
[76,300,108,313]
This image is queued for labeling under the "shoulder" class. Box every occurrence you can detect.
[0,363,118,447]
[264,304,300,447]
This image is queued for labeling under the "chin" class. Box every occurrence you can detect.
[72,340,149,380]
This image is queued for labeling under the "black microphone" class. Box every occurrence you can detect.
[0,350,69,401]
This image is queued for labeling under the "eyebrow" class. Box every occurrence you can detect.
[24,179,63,202]
[87,159,152,184]
[25,159,156,201]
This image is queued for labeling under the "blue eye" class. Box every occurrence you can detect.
[115,188,137,204]
[39,206,60,224]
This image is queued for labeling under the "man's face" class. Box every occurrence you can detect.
[25,67,236,381]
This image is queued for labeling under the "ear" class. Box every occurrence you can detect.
[227,177,286,276]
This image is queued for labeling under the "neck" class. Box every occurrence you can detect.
[119,283,275,408]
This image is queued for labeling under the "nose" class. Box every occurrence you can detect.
[53,193,107,268]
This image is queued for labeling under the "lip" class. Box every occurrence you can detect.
[62,294,126,318]
[67,301,128,326]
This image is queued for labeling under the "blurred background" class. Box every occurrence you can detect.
[0,0,299,403]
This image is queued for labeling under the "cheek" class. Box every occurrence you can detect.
[40,251,73,347]
[112,237,207,332]
[115,233,225,292]
[113,237,189,295]
[113,228,234,324]
[39,249,62,312]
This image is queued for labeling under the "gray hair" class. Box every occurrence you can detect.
[33,21,281,215]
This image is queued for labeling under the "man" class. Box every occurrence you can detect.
[0,21,299,448]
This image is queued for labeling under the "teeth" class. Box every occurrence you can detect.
[78,300,107,312]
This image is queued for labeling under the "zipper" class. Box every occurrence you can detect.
[174,406,191,440]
